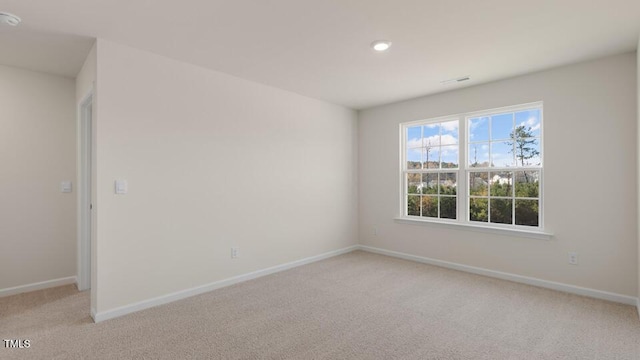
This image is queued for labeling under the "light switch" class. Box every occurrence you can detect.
[115,180,128,194]
[61,181,72,193]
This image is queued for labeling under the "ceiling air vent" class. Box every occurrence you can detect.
[441,76,470,85]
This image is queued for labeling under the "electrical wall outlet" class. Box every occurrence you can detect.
[231,247,239,259]
[568,252,578,265]
[373,227,378,236]
[60,181,72,193]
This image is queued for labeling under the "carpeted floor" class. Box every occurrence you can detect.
[1,250,639,359]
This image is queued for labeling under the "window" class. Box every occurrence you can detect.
[405,118,460,220]
[401,102,543,231]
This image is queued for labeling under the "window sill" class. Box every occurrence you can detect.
[393,217,554,240]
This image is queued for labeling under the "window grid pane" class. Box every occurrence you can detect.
[405,171,457,220]
[403,103,541,229]
[465,106,541,228]
[403,116,460,220]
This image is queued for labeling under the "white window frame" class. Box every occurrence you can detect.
[398,101,551,239]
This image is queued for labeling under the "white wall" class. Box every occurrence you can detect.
[76,43,96,104]
[359,53,638,297]
[93,40,358,314]
[0,65,76,291]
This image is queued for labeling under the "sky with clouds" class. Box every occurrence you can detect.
[407,109,541,168]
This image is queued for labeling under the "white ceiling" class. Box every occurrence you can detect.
[1,0,639,109]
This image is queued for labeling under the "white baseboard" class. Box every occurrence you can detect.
[358,245,638,306]
[93,245,358,323]
[0,276,77,298]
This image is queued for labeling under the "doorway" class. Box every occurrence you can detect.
[78,94,92,291]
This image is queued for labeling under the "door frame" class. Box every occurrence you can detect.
[77,91,93,291]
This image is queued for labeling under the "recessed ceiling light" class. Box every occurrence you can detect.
[0,12,21,26]
[371,40,392,52]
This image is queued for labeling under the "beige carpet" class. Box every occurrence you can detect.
[1,251,639,359]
